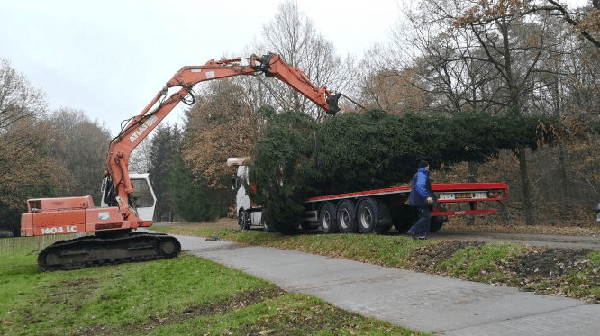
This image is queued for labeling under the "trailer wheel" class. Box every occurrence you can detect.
[358,197,393,234]
[374,201,392,234]
[357,198,376,233]
[260,209,272,232]
[320,202,338,233]
[337,200,358,233]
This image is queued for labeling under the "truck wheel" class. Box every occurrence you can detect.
[261,217,272,232]
[337,200,358,233]
[238,210,250,231]
[320,202,338,233]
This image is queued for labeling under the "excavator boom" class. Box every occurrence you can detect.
[107,53,340,227]
[21,52,341,271]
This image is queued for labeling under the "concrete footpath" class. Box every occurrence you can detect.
[175,234,600,335]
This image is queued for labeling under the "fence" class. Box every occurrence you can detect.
[0,233,82,258]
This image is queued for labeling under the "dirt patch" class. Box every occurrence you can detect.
[60,277,98,287]
[515,248,592,278]
[404,240,600,302]
[81,287,286,336]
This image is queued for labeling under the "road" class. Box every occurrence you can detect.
[173,233,600,335]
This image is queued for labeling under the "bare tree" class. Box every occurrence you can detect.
[249,0,356,120]
[47,107,112,200]
[0,59,72,212]
[359,65,430,113]
[378,0,585,224]
[130,136,152,174]
[182,79,264,187]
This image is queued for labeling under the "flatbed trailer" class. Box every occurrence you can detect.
[303,182,508,233]
[229,159,508,233]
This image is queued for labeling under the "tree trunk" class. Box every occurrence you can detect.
[497,200,511,222]
[467,161,478,226]
[558,144,571,219]
[517,149,535,225]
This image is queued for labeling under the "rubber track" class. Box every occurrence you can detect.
[38,232,181,272]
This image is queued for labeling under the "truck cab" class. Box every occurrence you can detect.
[227,158,265,230]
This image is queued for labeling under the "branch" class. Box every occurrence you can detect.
[540,0,600,49]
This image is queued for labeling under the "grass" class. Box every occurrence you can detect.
[152,226,430,269]
[0,235,426,336]
[152,223,600,303]
[435,242,526,281]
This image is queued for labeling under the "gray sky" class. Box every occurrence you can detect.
[1,0,403,136]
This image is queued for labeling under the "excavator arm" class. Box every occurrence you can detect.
[21,52,341,271]
[106,53,341,228]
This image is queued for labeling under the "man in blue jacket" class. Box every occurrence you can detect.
[407,160,435,240]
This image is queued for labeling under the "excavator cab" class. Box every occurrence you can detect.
[101,173,157,222]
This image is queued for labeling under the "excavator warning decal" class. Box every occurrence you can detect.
[129,115,158,143]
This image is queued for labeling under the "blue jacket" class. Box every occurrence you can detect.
[408,168,434,206]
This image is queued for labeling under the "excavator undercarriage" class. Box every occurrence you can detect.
[38,231,180,271]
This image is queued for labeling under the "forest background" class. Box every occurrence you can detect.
[2,0,600,235]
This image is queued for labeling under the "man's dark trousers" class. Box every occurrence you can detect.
[410,205,432,238]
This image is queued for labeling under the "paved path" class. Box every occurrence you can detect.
[174,234,600,335]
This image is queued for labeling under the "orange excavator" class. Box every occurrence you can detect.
[21,53,341,271]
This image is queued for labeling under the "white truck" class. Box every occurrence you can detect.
[227,158,509,234]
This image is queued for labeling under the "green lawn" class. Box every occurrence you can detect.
[0,236,427,336]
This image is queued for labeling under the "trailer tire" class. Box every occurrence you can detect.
[375,202,393,234]
[337,200,358,233]
[320,202,338,233]
[429,204,448,232]
[357,197,392,233]
[357,198,377,233]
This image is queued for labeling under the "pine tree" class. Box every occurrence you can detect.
[170,153,231,222]
[148,124,182,221]
[248,110,559,232]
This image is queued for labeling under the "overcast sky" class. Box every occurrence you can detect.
[0,0,589,137]
[0,0,406,136]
